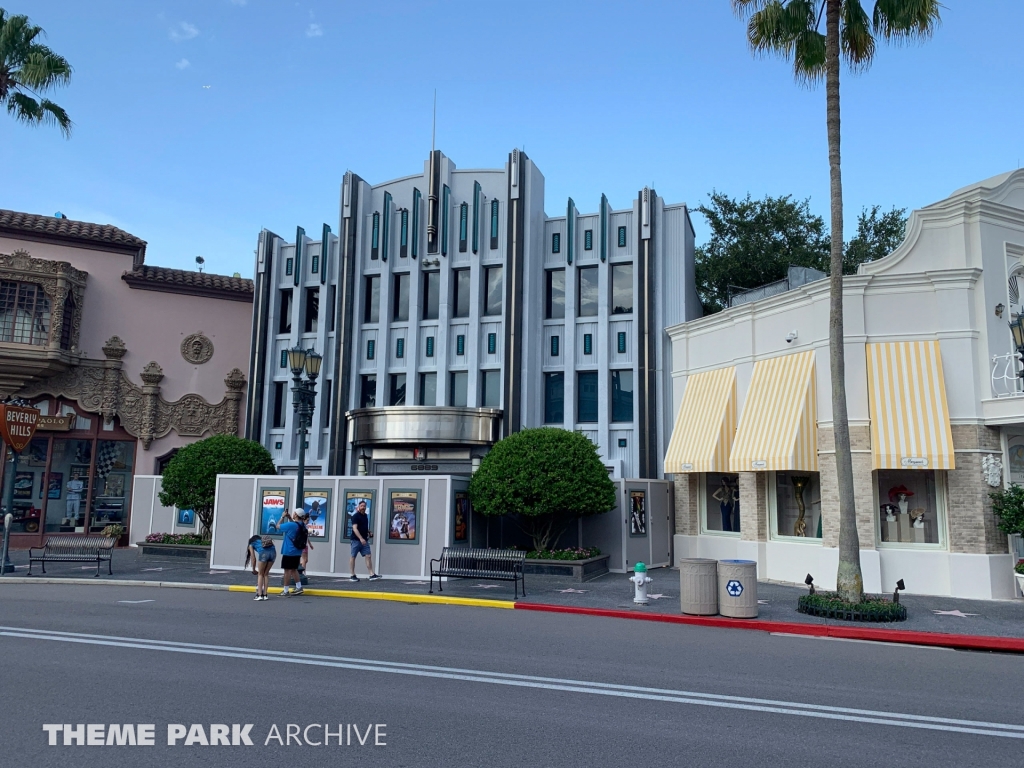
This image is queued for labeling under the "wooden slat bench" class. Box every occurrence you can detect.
[28,535,115,577]
[430,547,526,598]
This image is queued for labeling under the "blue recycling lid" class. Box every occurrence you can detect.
[720,559,756,564]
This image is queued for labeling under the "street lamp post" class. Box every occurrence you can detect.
[287,345,323,507]
[1010,316,1024,380]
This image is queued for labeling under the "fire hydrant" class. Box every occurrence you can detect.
[630,562,652,605]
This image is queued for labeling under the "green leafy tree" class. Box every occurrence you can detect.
[991,484,1024,538]
[695,191,830,314]
[158,435,276,538]
[468,428,616,552]
[733,0,941,604]
[844,204,907,272]
[0,9,73,137]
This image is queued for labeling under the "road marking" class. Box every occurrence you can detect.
[1,625,1020,739]
[117,600,155,604]
[770,632,955,651]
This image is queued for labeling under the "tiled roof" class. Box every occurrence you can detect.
[121,265,254,303]
[0,209,147,261]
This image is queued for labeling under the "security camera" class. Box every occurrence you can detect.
[785,331,798,344]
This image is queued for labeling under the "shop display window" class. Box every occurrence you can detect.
[771,472,822,540]
[877,470,944,546]
[702,472,741,534]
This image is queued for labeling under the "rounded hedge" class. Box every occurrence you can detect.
[797,593,907,623]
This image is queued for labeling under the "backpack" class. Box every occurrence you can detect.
[290,523,308,551]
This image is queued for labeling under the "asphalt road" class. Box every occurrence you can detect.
[0,584,1021,768]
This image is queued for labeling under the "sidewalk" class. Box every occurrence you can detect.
[3,548,1023,644]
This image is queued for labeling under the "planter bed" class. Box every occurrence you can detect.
[523,554,609,582]
[136,542,211,561]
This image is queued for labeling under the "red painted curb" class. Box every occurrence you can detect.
[513,602,1024,653]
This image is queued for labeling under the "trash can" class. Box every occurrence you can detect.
[679,558,719,615]
[717,559,758,618]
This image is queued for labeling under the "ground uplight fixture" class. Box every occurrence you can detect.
[804,573,815,595]
[893,578,906,604]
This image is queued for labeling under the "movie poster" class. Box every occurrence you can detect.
[302,489,330,539]
[453,492,469,542]
[388,490,418,543]
[629,490,647,537]
[343,490,375,540]
[260,489,289,536]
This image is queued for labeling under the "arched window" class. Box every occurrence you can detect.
[59,291,76,350]
[0,280,51,346]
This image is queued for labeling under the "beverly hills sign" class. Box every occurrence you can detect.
[0,404,40,452]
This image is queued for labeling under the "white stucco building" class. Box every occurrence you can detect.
[665,169,1024,600]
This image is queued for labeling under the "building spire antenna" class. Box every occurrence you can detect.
[431,89,436,154]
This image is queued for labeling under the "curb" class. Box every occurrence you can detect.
[226,584,514,609]
[513,603,1024,654]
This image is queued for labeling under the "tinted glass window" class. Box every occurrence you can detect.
[423,271,439,320]
[453,269,471,318]
[364,276,379,323]
[359,375,377,408]
[546,270,565,319]
[484,266,503,316]
[611,264,633,315]
[393,273,410,321]
[578,267,598,317]
[449,371,468,407]
[544,372,564,424]
[419,373,437,406]
[304,288,319,333]
[577,371,598,423]
[278,289,292,334]
[481,370,501,407]
[611,370,633,422]
[389,373,406,406]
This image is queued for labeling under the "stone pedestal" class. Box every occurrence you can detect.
[898,514,912,543]
[884,520,898,543]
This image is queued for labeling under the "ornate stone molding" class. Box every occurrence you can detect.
[0,249,88,352]
[18,335,246,449]
[180,333,214,365]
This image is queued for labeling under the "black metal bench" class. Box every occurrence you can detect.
[430,547,526,598]
[28,535,115,577]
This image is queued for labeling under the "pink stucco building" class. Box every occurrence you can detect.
[0,209,253,547]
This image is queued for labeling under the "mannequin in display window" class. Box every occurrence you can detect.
[911,509,926,529]
[712,477,738,532]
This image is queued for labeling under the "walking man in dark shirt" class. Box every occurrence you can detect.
[349,499,381,582]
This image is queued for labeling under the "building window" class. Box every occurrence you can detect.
[487,333,497,355]
[578,266,598,317]
[278,289,292,334]
[481,370,501,407]
[490,199,500,250]
[396,338,405,359]
[704,473,741,534]
[550,335,559,357]
[366,339,375,360]
[382,192,392,261]
[772,472,823,540]
[584,229,593,250]
[412,188,421,259]
[618,438,627,448]
[422,271,440,320]
[877,470,944,546]
[400,208,409,258]
[371,212,380,259]
[393,273,410,321]
[544,372,564,424]
[456,334,465,356]
[322,379,332,427]
[440,184,451,257]
[280,349,288,368]
[484,266,503,316]
[611,370,633,422]
[552,232,561,254]
[58,291,75,350]
[449,371,468,407]
[611,264,633,314]
[617,332,627,354]
[389,373,406,406]
[311,254,319,274]
[359,375,377,408]
[453,269,471,318]
[419,372,437,405]
[473,180,481,253]
[328,285,337,332]
[285,258,294,276]
[363,276,380,323]
[617,226,627,247]
[577,371,598,423]
[304,288,319,333]
[545,269,565,319]
[459,202,468,252]
[425,336,435,357]
[272,382,286,428]
[583,334,593,355]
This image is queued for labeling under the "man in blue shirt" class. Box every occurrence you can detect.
[348,499,382,583]
[277,509,306,596]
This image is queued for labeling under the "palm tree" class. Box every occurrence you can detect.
[0,9,73,137]
[731,0,940,603]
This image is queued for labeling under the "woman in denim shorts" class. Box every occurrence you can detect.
[255,536,276,601]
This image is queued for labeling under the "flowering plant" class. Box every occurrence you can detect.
[525,546,601,561]
[1014,559,1024,576]
[144,532,210,545]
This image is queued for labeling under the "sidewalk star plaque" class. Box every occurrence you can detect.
[0,404,40,452]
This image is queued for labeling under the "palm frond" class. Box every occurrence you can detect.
[841,0,875,71]
[38,97,72,137]
[19,48,73,89]
[793,28,826,83]
[872,0,942,43]
[5,91,72,137]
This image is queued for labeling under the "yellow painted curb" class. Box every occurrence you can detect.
[227,584,514,609]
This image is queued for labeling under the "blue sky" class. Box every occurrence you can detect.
[2,1,1022,277]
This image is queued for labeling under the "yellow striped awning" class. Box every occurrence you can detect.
[730,350,817,472]
[866,341,955,470]
[664,367,737,474]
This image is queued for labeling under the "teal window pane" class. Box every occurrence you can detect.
[583,333,593,355]
[367,339,375,360]
[280,350,287,368]
[488,333,496,354]
[552,233,560,253]
[584,229,593,250]
[617,332,626,354]
[426,336,435,357]
[456,335,465,356]
[285,258,293,276]
[618,226,627,247]
[551,335,559,357]
[396,338,405,358]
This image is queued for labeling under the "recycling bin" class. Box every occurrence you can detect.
[678,558,719,615]
[717,559,758,618]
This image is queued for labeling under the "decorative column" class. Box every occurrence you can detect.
[100,336,127,424]
[223,368,246,436]
[139,362,164,450]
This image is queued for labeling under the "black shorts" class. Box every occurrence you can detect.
[281,555,301,570]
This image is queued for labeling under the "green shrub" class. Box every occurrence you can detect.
[990,483,1024,537]
[797,592,907,622]
[525,547,601,561]
[469,428,616,552]
[159,435,275,537]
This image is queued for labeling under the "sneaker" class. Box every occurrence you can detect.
[260,595,269,601]
[368,574,383,581]
[279,589,291,596]
[348,575,360,583]
[253,594,261,601]
[292,587,304,595]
